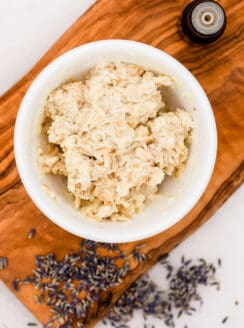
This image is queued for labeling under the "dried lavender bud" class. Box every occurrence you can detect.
[28,229,36,239]
[0,256,8,270]
[12,279,20,291]
[222,316,228,324]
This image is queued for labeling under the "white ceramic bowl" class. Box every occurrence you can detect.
[14,40,217,243]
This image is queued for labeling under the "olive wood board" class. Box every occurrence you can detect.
[0,0,243,327]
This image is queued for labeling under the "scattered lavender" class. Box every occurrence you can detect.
[100,243,120,253]
[128,244,147,263]
[103,274,174,327]
[103,255,220,328]
[28,228,36,239]
[13,240,146,328]
[12,239,221,328]
[0,256,8,270]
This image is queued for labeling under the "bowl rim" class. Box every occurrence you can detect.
[14,39,217,242]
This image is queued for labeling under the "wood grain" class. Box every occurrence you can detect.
[0,0,244,326]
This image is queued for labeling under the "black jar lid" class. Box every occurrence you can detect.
[181,0,227,44]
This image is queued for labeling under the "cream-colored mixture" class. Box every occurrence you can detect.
[39,62,193,221]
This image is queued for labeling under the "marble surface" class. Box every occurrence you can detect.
[0,1,243,327]
[0,0,95,96]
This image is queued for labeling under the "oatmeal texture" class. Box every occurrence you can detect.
[39,63,193,221]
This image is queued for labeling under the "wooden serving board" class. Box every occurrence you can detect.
[0,0,243,326]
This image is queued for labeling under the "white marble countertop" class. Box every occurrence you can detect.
[0,1,243,327]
